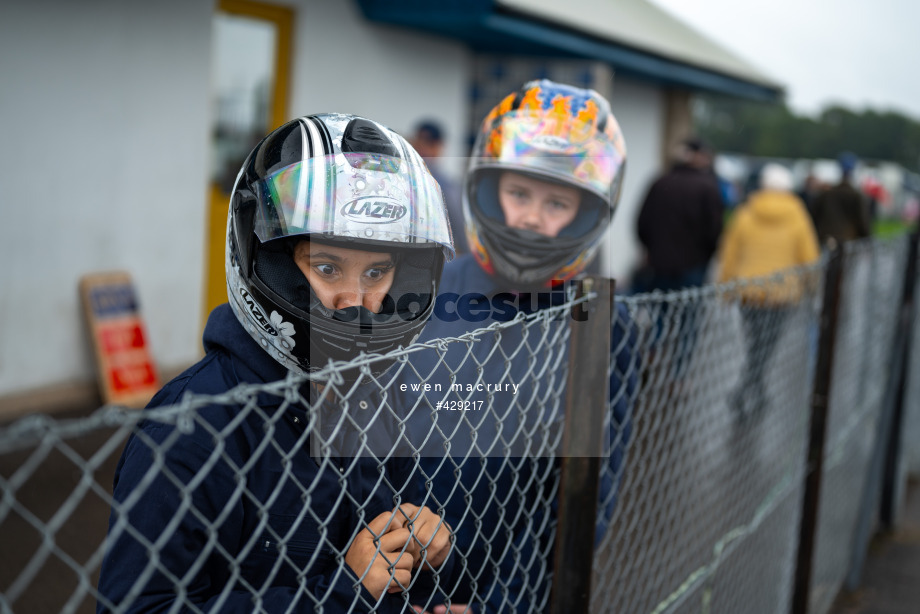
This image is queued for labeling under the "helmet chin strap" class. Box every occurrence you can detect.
[481,225,584,290]
[500,228,554,268]
[505,225,579,263]
[505,225,555,246]
[307,286,391,326]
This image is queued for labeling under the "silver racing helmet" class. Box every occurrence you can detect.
[226,113,454,377]
[465,79,627,288]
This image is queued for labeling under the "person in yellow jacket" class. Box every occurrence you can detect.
[717,162,820,418]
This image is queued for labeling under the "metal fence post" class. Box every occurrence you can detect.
[792,244,845,614]
[549,276,613,614]
[881,228,920,527]
[839,230,920,592]
[844,236,914,590]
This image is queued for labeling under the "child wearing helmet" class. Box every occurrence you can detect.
[395,80,638,612]
[464,80,626,287]
[97,114,455,613]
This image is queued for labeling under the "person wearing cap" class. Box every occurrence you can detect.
[632,136,725,382]
[810,152,871,246]
[410,119,469,255]
[636,137,725,293]
[96,114,456,613]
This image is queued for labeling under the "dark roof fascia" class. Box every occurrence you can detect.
[354,0,783,103]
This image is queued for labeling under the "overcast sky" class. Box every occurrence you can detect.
[648,0,920,121]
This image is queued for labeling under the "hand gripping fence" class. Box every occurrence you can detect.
[1,234,919,614]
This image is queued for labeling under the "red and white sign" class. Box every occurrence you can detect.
[80,272,160,407]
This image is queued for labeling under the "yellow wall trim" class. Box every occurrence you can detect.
[203,0,294,326]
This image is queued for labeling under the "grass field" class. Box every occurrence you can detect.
[723,209,915,240]
[873,218,916,238]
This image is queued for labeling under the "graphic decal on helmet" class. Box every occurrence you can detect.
[239,288,279,336]
[467,223,494,276]
[227,258,304,372]
[555,244,598,282]
[268,311,296,350]
[464,79,627,288]
[340,197,408,224]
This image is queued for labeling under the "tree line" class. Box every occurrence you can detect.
[693,95,920,171]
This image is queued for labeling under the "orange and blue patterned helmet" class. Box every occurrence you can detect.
[465,79,627,288]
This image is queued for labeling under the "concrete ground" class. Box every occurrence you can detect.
[0,404,121,614]
[2,400,920,614]
[829,478,920,614]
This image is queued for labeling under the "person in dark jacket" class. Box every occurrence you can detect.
[634,137,724,379]
[396,80,638,613]
[635,137,724,292]
[410,119,468,256]
[97,114,456,613]
[811,152,871,246]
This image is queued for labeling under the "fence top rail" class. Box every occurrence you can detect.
[1,233,910,452]
[0,289,596,452]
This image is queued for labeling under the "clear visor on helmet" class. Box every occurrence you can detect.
[252,153,453,254]
[477,110,625,201]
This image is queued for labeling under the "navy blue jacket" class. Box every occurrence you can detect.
[392,255,638,612]
[97,304,449,613]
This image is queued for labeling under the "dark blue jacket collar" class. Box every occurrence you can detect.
[201,304,379,424]
[203,304,289,384]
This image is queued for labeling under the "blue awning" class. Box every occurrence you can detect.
[354,0,783,102]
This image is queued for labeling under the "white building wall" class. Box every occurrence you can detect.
[0,0,472,402]
[602,77,664,286]
[0,0,214,399]
[286,0,471,178]
[0,0,663,402]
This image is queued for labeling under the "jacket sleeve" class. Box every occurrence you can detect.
[477,305,640,613]
[702,180,726,260]
[96,422,399,614]
[389,456,459,609]
[811,192,827,239]
[474,460,555,614]
[716,215,743,283]
[856,194,872,238]
[797,209,821,265]
[596,301,640,542]
[636,182,659,248]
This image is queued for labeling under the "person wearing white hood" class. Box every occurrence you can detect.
[717,162,820,419]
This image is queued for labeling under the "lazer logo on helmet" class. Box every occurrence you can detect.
[239,288,277,336]
[530,135,570,152]
[341,197,407,224]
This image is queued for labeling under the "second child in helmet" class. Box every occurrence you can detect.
[395,80,639,613]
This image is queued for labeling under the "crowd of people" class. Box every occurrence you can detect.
[636,142,872,296]
[633,140,873,417]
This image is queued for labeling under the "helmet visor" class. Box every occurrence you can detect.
[252,153,453,253]
[477,110,625,201]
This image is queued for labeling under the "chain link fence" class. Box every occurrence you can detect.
[805,237,909,614]
[593,260,821,614]
[902,244,920,477]
[1,234,917,614]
